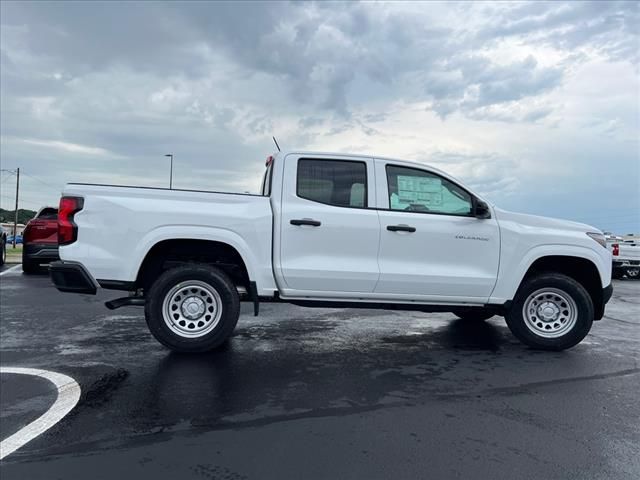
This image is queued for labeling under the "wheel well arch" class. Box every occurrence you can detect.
[136,239,250,291]
[521,255,604,318]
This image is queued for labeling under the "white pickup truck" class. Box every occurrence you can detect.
[50,151,612,352]
[608,237,640,279]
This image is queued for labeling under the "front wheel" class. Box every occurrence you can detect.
[506,273,593,351]
[145,264,240,353]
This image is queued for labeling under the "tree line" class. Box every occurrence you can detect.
[0,208,37,224]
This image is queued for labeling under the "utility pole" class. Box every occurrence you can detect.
[13,167,19,248]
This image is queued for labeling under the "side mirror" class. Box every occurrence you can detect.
[474,199,491,219]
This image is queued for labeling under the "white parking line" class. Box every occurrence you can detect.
[0,264,21,277]
[0,367,81,460]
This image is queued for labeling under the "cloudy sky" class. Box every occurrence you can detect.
[1,1,638,232]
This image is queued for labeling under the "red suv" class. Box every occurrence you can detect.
[22,207,59,273]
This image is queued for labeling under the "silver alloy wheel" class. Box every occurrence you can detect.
[522,287,578,338]
[162,280,223,338]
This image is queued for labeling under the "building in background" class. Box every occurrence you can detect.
[0,222,26,237]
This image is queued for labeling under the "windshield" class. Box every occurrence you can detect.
[36,207,58,220]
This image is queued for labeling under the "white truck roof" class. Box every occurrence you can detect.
[278,150,451,182]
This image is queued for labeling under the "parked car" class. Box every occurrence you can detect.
[6,235,23,245]
[608,238,640,279]
[0,225,6,266]
[50,151,612,352]
[22,206,59,273]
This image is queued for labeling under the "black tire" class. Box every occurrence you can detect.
[506,273,593,351]
[145,264,240,353]
[452,307,495,321]
[625,267,639,280]
[22,259,40,274]
[611,269,624,280]
[0,238,5,266]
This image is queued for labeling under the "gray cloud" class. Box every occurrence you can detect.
[0,1,638,232]
[479,1,640,65]
[2,1,596,117]
[424,55,563,118]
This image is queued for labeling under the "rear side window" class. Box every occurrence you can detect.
[36,208,58,220]
[297,159,367,208]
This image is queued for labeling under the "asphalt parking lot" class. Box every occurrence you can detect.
[1,265,639,479]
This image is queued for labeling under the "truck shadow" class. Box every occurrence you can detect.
[129,316,549,433]
[380,318,507,352]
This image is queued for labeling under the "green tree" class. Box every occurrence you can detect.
[0,208,38,224]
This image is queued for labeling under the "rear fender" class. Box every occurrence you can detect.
[130,226,260,288]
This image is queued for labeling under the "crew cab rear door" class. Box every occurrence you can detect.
[374,159,500,301]
[276,154,380,294]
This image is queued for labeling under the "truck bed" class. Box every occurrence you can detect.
[60,183,276,294]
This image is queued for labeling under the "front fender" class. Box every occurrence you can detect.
[490,244,610,303]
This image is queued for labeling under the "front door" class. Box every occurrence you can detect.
[374,161,500,301]
[278,155,380,294]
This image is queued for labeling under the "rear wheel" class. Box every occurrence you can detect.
[145,264,240,353]
[0,238,5,266]
[22,259,40,274]
[452,307,495,321]
[506,273,593,351]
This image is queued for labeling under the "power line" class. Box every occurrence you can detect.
[0,190,44,207]
[20,172,61,193]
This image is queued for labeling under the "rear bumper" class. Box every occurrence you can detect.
[613,260,639,268]
[24,243,59,262]
[49,261,97,295]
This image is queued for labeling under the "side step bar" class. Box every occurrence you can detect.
[105,297,145,310]
[104,282,259,313]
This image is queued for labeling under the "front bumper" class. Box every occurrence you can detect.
[595,283,613,321]
[603,283,613,305]
[49,261,97,295]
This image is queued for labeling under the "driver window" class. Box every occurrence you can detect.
[386,165,472,215]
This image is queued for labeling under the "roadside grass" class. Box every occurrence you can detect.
[5,244,23,263]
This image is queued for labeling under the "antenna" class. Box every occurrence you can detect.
[272,136,281,152]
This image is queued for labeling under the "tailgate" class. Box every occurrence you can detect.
[24,219,58,244]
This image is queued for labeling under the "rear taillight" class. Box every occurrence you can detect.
[58,196,84,245]
[612,244,619,256]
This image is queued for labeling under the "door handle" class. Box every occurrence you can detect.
[387,224,416,233]
[290,218,321,227]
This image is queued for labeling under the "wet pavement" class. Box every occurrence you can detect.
[0,266,639,479]
[0,373,57,441]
